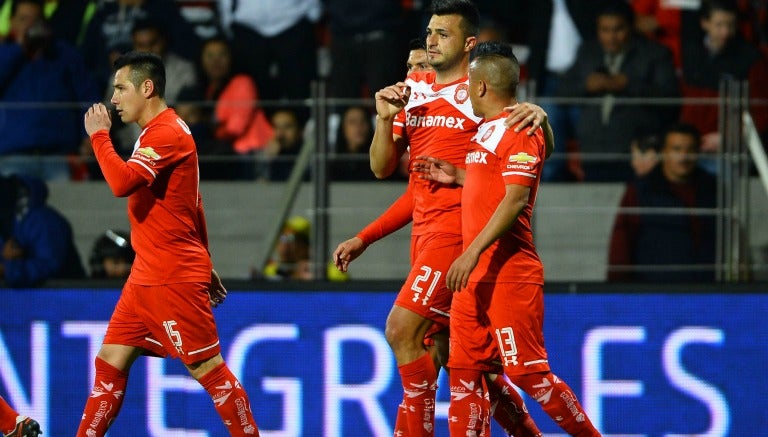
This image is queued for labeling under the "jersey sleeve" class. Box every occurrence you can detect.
[357,185,414,245]
[90,130,150,197]
[127,123,192,183]
[499,130,544,187]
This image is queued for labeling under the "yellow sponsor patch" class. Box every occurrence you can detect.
[508,152,537,164]
[136,147,161,160]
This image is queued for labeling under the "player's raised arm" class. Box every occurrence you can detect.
[370,82,410,178]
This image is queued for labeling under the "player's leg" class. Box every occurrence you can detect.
[386,305,440,436]
[484,373,542,437]
[387,234,457,436]
[488,283,601,437]
[77,281,154,437]
[0,395,41,437]
[76,343,142,436]
[136,281,259,437]
[186,353,259,437]
[446,282,496,436]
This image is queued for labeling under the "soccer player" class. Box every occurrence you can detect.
[80,52,259,436]
[0,396,40,437]
[414,41,602,436]
[406,38,432,74]
[332,1,548,435]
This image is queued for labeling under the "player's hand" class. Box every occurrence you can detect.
[332,237,367,273]
[446,251,479,292]
[84,103,112,137]
[374,82,410,121]
[209,269,227,307]
[503,102,547,135]
[412,156,459,185]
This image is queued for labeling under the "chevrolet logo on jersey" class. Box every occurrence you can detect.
[465,151,488,164]
[508,152,536,164]
[136,147,161,160]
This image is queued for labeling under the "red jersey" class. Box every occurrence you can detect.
[124,108,212,285]
[462,113,545,284]
[393,70,481,236]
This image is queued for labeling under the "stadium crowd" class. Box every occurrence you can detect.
[0,0,765,183]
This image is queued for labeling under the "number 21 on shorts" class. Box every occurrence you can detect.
[411,265,442,306]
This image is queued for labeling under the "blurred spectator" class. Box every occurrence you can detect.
[131,18,197,106]
[523,0,603,181]
[629,127,661,177]
[679,0,768,172]
[331,105,376,181]
[217,0,320,104]
[258,215,348,281]
[197,36,274,179]
[0,0,100,181]
[323,0,404,99]
[559,0,679,182]
[88,229,134,279]
[476,16,509,43]
[631,0,701,69]
[80,0,201,92]
[176,0,222,41]
[0,173,85,287]
[174,85,227,180]
[608,123,717,283]
[265,108,307,181]
[0,0,97,45]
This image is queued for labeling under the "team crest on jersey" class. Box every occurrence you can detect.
[481,125,496,142]
[454,83,469,104]
[508,152,537,164]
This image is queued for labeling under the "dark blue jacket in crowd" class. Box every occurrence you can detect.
[0,39,100,155]
[0,174,85,287]
[632,166,717,283]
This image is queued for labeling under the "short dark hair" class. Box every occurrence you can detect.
[699,0,738,19]
[131,18,167,39]
[429,0,480,37]
[409,37,426,51]
[470,41,520,95]
[664,122,702,150]
[597,0,635,26]
[113,51,166,99]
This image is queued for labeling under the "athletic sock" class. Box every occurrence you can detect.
[398,352,438,436]
[76,357,128,436]
[393,397,409,436]
[199,362,259,436]
[0,395,20,434]
[513,372,601,437]
[486,373,543,437]
[448,367,490,436]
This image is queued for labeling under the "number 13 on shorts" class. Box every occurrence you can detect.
[495,326,519,366]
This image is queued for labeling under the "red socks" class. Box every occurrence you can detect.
[0,395,20,434]
[486,373,543,437]
[512,372,601,437]
[77,357,129,436]
[448,368,490,436]
[397,352,438,436]
[199,362,259,436]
